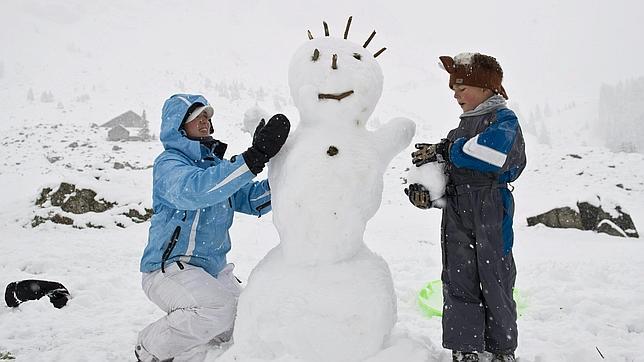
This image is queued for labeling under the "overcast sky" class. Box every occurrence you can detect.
[2,0,643,127]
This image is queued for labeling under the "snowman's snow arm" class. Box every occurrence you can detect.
[242,105,270,135]
[373,117,416,165]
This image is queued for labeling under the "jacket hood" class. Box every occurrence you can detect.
[160,94,212,160]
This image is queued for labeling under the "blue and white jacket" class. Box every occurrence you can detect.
[446,95,526,185]
[140,94,271,278]
[444,95,526,255]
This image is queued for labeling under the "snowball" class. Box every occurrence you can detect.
[407,162,448,207]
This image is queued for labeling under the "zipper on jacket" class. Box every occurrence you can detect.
[161,226,181,273]
[255,200,271,217]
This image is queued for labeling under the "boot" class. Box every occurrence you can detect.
[491,352,516,362]
[452,350,479,361]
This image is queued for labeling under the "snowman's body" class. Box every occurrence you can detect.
[225,32,416,362]
[270,126,383,265]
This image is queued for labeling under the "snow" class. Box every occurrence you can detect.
[1,1,644,361]
[453,53,475,65]
[224,33,418,361]
[242,106,270,135]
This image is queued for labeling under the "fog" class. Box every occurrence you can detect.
[1,0,642,144]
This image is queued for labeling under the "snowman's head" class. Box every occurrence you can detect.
[288,19,385,127]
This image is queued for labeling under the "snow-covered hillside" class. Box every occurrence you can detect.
[1,1,644,361]
[1,112,643,361]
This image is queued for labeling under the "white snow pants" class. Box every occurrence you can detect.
[137,262,242,362]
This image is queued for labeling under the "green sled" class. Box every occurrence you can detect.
[418,279,527,318]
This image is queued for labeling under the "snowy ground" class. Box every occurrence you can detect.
[1,118,643,361]
[2,1,644,361]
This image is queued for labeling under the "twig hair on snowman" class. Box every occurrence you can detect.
[287,17,403,132]
[309,17,386,102]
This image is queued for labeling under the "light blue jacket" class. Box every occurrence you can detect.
[140,94,271,277]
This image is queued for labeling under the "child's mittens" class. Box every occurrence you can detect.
[404,183,431,209]
[407,161,448,207]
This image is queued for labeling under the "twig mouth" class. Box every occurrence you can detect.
[318,90,354,101]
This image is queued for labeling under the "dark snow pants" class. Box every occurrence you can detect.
[440,185,517,354]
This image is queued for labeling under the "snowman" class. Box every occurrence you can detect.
[221,18,416,361]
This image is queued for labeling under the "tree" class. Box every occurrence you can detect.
[229,82,241,101]
[597,77,644,153]
[40,91,54,103]
[137,109,151,141]
[543,103,552,118]
[538,123,551,146]
[256,87,266,101]
[534,105,543,122]
[217,82,229,98]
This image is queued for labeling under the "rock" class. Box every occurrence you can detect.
[608,207,638,238]
[526,206,583,229]
[527,198,638,238]
[46,155,62,163]
[577,202,638,237]
[51,213,74,225]
[577,202,603,231]
[123,208,153,223]
[49,182,76,206]
[60,188,114,214]
[596,219,626,237]
[33,183,114,227]
[33,183,151,228]
[35,187,52,206]
[32,213,74,227]
[31,215,46,227]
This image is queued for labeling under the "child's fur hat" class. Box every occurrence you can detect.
[439,53,508,99]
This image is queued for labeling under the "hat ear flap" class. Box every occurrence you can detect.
[439,56,455,73]
[499,85,509,100]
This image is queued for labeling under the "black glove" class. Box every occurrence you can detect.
[242,114,290,175]
[252,118,266,144]
[242,147,269,175]
[411,139,451,167]
[404,183,431,209]
[5,280,70,309]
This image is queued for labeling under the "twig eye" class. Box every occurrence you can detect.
[312,49,320,61]
[353,53,362,60]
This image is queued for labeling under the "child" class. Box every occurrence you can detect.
[406,53,526,362]
[136,94,289,362]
